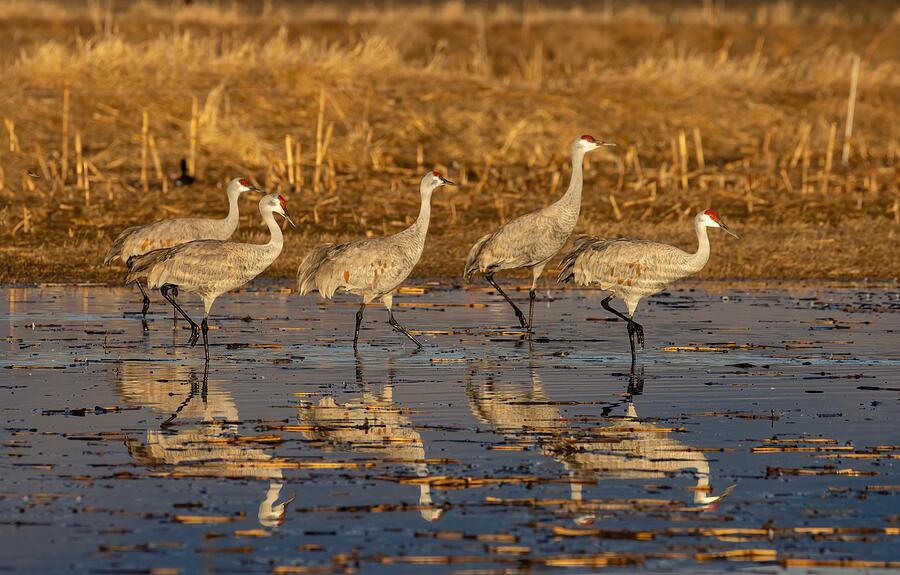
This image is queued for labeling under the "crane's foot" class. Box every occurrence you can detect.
[136,284,151,330]
[634,323,645,349]
[388,312,424,348]
[188,324,200,347]
[515,310,529,330]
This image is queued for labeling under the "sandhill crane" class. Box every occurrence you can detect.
[464,135,614,331]
[297,171,454,349]
[125,193,294,361]
[104,177,258,329]
[557,209,738,363]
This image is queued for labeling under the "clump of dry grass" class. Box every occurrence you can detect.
[0,0,898,284]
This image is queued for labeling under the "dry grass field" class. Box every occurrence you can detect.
[0,0,898,284]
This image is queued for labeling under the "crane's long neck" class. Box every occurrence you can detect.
[407,186,433,240]
[220,189,241,235]
[688,219,711,272]
[261,207,284,253]
[554,148,586,213]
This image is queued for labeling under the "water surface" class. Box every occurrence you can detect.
[1,284,898,573]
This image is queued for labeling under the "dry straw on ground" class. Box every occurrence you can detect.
[0,0,898,284]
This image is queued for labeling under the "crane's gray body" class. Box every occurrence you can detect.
[298,176,438,307]
[128,241,279,312]
[558,212,716,317]
[104,178,249,267]
[464,139,593,286]
[297,225,425,306]
[126,193,287,315]
[464,195,578,280]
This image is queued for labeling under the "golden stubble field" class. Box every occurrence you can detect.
[0,0,898,284]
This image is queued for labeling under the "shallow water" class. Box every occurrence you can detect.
[1,284,899,574]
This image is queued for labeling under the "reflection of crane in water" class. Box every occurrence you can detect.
[112,362,293,527]
[296,356,442,522]
[466,358,733,525]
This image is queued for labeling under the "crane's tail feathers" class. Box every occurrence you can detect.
[463,233,493,280]
[124,247,175,285]
[104,226,141,266]
[103,243,125,265]
[296,244,334,295]
[557,235,601,284]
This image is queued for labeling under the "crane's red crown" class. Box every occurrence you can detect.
[580,135,596,143]
[238,178,250,187]
[432,170,442,178]
[704,209,720,222]
[278,195,287,210]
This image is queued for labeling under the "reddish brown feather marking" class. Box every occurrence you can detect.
[432,170,442,178]
[238,178,250,187]
[704,209,720,222]
[278,195,287,210]
[580,134,595,142]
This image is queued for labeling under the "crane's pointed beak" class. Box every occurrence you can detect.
[720,221,739,238]
[282,208,296,228]
[598,140,616,147]
[440,177,456,187]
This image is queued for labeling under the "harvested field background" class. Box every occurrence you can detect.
[0,0,898,283]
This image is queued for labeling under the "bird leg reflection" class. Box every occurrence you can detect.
[627,363,645,396]
[160,365,208,429]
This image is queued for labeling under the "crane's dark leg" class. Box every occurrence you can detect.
[601,295,645,362]
[527,289,536,332]
[135,282,151,331]
[388,310,423,348]
[160,284,199,346]
[200,316,209,362]
[171,286,179,329]
[631,320,645,349]
[485,274,528,329]
[353,303,365,349]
